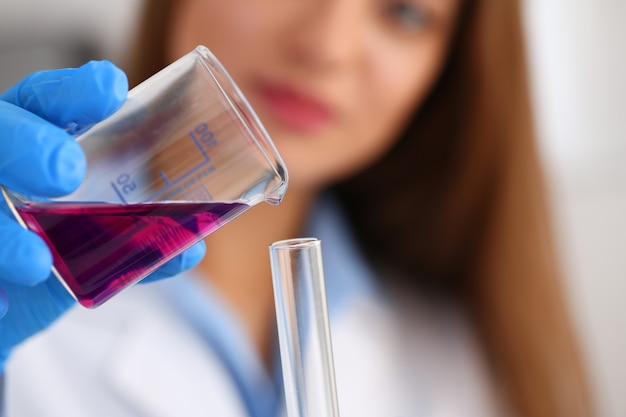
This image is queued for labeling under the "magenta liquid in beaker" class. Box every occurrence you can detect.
[16,201,248,308]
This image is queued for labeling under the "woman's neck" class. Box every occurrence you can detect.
[195,188,316,365]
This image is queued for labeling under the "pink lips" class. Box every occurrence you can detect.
[257,83,334,132]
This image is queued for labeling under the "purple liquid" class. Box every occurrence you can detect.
[16,201,249,308]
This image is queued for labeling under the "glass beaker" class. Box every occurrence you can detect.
[2,45,288,308]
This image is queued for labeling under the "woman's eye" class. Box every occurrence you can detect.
[385,1,431,31]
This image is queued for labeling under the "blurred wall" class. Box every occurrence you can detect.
[0,1,624,416]
[525,2,626,416]
[0,0,142,90]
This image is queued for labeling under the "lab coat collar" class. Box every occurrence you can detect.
[101,289,251,417]
[158,273,281,417]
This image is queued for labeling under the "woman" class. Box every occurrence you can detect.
[0,0,593,416]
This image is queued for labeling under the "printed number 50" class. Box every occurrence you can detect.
[117,173,137,194]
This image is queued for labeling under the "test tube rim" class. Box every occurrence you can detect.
[270,237,320,251]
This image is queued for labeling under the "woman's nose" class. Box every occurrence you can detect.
[285,0,365,74]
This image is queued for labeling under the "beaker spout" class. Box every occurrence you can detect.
[265,165,289,205]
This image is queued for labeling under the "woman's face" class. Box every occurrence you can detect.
[168,0,461,191]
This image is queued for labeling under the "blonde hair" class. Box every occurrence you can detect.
[126,1,595,416]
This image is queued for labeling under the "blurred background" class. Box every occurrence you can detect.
[0,1,624,415]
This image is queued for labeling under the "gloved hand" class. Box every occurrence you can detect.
[0,61,206,370]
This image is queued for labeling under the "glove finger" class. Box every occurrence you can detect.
[0,273,75,351]
[0,287,7,319]
[140,240,207,283]
[0,211,52,286]
[0,60,128,130]
[0,101,86,196]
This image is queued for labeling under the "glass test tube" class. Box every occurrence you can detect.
[269,238,341,417]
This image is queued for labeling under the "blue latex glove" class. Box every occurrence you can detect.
[0,62,206,370]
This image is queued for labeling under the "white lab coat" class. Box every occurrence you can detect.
[5,279,503,417]
[4,197,506,416]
